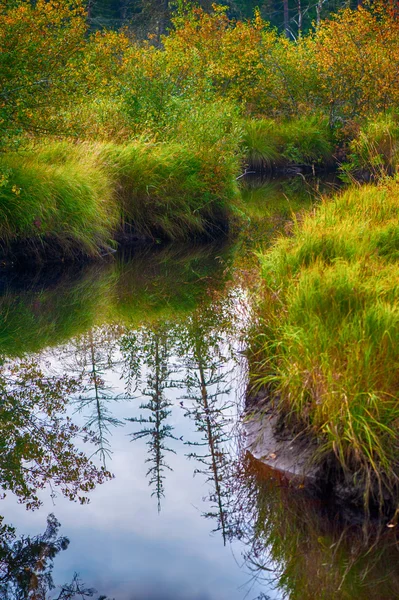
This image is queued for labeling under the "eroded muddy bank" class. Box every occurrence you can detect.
[244,389,399,519]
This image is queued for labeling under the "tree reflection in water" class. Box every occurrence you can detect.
[0,359,111,508]
[125,324,179,511]
[177,306,238,545]
[4,244,399,599]
[124,284,242,519]
[0,357,115,598]
[0,514,111,600]
[120,290,399,600]
[65,327,130,467]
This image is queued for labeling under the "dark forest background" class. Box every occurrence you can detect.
[87,0,365,39]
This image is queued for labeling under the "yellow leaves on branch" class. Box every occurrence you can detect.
[2,0,399,142]
[0,0,88,135]
[313,5,399,117]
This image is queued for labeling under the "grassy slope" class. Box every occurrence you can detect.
[0,108,341,262]
[253,180,399,504]
[0,146,117,257]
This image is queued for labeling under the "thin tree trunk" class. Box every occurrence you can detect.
[316,0,323,27]
[283,0,290,39]
[298,0,302,38]
[87,0,93,20]
[120,0,128,21]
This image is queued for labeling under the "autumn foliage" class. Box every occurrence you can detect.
[1,0,399,146]
[313,4,399,122]
[0,0,88,147]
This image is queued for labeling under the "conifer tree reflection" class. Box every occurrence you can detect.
[178,307,237,544]
[126,325,178,511]
[66,327,129,467]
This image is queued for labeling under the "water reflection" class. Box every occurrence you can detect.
[1,220,399,599]
[0,359,110,509]
[0,513,67,600]
[230,454,399,600]
[0,513,111,600]
[69,328,128,466]
[238,174,342,254]
[127,324,179,510]
[178,308,238,543]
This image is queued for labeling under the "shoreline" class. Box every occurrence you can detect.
[248,179,399,512]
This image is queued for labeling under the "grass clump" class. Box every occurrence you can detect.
[252,180,399,505]
[0,134,241,260]
[99,139,240,241]
[241,120,280,170]
[343,113,399,179]
[0,144,117,258]
[242,115,335,171]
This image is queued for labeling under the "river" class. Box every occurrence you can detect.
[0,177,398,600]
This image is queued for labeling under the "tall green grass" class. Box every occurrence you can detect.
[252,180,399,506]
[0,145,117,258]
[0,134,241,259]
[242,115,335,171]
[99,140,239,240]
[343,113,399,178]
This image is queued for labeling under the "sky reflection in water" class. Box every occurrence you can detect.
[0,244,280,600]
[2,178,399,600]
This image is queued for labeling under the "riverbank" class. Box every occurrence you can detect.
[3,134,399,513]
[0,140,240,263]
[3,109,397,266]
[248,179,399,510]
[3,0,399,265]
[0,118,339,264]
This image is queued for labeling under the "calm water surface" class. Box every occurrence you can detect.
[1,178,399,600]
